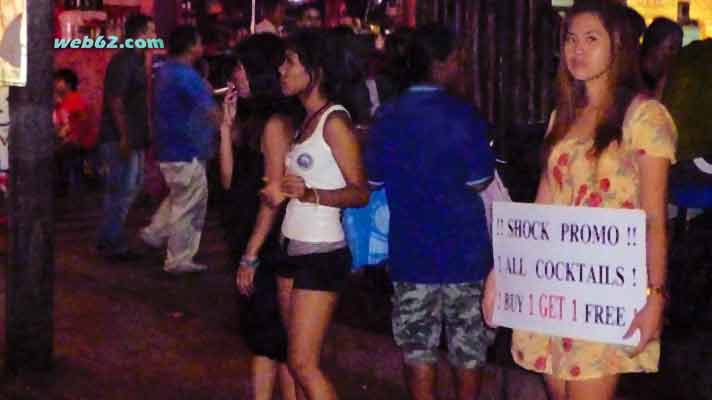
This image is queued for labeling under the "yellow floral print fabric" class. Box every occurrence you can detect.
[511,98,677,380]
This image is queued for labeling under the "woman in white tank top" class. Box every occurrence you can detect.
[262,30,369,400]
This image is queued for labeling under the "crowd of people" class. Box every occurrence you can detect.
[46,0,712,398]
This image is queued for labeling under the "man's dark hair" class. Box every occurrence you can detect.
[54,68,79,91]
[405,24,456,85]
[168,26,201,56]
[124,14,153,39]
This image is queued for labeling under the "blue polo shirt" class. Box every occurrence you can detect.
[364,85,494,284]
[153,60,217,162]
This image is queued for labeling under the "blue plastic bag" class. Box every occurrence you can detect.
[342,188,389,269]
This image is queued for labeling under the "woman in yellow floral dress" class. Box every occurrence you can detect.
[483,1,677,399]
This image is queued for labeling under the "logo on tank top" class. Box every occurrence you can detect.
[296,153,314,170]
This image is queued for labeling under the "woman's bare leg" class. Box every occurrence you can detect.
[253,356,278,400]
[543,374,619,400]
[279,362,298,400]
[568,375,619,400]
[287,289,340,400]
[544,375,567,400]
[277,276,306,400]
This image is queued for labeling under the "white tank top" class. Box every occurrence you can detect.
[281,105,349,243]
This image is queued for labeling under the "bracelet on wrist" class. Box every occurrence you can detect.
[312,187,320,206]
[301,186,320,205]
[239,257,260,269]
[646,285,669,302]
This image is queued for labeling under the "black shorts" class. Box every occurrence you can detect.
[276,247,352,292]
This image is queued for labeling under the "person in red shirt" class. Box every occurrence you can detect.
[53,68,96,195]
[54,68,96,148]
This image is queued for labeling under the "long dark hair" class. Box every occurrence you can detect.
[233,34,302,151]
[382,27,414,94]
[544,0,643,159]
[641,17,683,59]
[641,17,683,90]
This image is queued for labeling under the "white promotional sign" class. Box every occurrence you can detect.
[492,202,646,346]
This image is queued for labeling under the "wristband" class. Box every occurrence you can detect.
[239,257,260,269]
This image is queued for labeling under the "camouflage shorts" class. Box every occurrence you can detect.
[391,281,495,369]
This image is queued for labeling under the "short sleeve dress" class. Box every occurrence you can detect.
[511,98,677,380]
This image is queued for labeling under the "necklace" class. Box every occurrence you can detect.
[296,101,331,142]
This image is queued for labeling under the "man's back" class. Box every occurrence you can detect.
[152,60,216,162]
[366,86,494,284]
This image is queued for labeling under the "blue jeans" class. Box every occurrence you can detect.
[56,144,83,191]
[96,142,145,255]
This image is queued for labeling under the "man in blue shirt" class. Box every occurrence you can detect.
[139,26,219,274]
[365,24,495,400]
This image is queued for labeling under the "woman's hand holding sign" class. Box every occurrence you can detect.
[623,289,665,355]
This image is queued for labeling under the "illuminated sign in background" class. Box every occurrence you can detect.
[627,1,710,40]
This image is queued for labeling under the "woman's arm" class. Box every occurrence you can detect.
[624,155,669,352]
[639,156,669,299]
[236,115,292,295]
[282,111,370,208]
[218,126,235,190]
[218,91,238,190]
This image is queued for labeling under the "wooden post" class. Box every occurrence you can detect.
[6,0,55,373]
[539,4,558,123]
[415,0,556,131]
[495,0,513,139]
[485,0,497,122]
[527,0,538,123]
[471,0,483,110]
[512,0,526,125]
